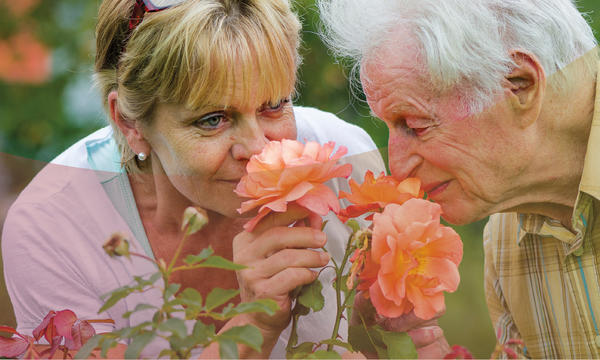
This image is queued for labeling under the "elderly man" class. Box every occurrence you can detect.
[320,0,599,358]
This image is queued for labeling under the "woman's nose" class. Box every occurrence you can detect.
[388,133,423,180]
[231,118,269,161]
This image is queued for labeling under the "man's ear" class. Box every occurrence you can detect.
[108,91,151,155]
[503,49,546,127]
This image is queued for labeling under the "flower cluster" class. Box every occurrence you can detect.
[236,140,463,321]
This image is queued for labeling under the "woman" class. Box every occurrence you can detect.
[2,0,385,357]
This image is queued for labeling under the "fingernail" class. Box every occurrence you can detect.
[320,252,330,263]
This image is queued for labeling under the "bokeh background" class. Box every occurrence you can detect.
[1,0,599,357]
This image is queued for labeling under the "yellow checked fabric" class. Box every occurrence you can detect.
[483,64,600,359]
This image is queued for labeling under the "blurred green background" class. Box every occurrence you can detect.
[1,0,599,358]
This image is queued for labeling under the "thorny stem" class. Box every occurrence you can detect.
[86,319,115,324]
[129,251,157,265]
[167,233,189,276]
[327,232,356,352]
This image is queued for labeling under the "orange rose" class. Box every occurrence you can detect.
[366,198,462,320]
[338,170,423,222]
[236,139,352,231]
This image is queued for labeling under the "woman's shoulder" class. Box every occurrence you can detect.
[293,106,377,156]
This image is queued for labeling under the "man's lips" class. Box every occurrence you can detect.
[423,181,450,197]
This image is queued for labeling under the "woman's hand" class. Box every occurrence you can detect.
[352,292,450,359]
[232,206,330,350]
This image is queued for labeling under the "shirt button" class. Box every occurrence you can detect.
[573,247,584,257]
[595,335,600,348]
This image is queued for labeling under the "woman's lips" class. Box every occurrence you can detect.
[426,181,450,197]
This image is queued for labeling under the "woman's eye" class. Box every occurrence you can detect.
[195,113,227,130]
[262,98,290,112]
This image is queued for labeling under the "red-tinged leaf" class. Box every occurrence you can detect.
[40,336,63,359]
[503,346,518,359]
[33,311,56,341]
[54,309,78,339]
[22,338,40,359]
[65,320,96,350]
[444,345,473,359]
[44,319,57,344]
[0,335,28,358]
[0,326,19,335]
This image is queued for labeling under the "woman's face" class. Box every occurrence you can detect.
[142,87,297,218]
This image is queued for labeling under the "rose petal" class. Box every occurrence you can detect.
[406,283,446,320]
[369,281,412,318]
[296,183,340,215]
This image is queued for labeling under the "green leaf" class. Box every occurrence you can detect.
[346,219,361,233]
[114,322,153,339]
[99,288,135,313]
[163,283,181,301]
[123,303,157,318]
[100,337,117,358]
[288,342,315,358]
[99,273,161,313]
[377,328,417,359]
[192,321,215,345]
[228,299,279,317]
[133,272,162,287]
[348,324,384,357]
[319,339,354,352]
[176,288,203,307]
[74,334,102,359]
[308,350,342,359]
[205,288,240,312]
[183,248,214,265]
[217,338,238,359]
[124,331,156,359]
[321,220,330,231]
[201,255,246,270]
[158,349,176,358]
[297,279,324,312]
[220,325,263,352]
[158,318,188,339]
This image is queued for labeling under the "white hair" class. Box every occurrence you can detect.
[319,0,598,113]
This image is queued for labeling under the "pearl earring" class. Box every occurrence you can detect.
[137,152,147,161]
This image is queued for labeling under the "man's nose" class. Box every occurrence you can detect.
[388,133,423,180]
[231,116,269,161]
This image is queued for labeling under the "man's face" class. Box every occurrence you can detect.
[361,34,531,225]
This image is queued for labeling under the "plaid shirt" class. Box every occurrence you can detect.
[483,64,600,358]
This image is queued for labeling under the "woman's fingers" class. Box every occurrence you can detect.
[251,204,311,234]
[252,248,330,278]
[254,226,326,256]
[261,267,320,295]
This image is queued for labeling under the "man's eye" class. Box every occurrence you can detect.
[412,126,430,136]
[196,113,226,130]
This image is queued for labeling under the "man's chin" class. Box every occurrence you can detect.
[439,202,487,226]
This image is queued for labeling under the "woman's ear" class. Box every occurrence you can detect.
[503,49,546,127]
[108,91,151,155]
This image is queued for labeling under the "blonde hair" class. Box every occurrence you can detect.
[95,0,301,172]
